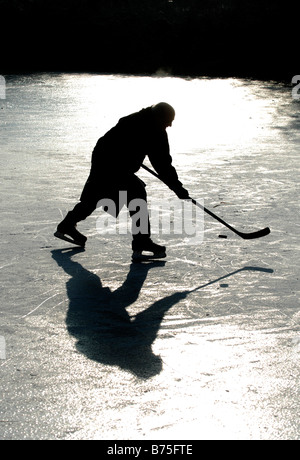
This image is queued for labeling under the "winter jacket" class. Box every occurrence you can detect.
[89,107,184,193]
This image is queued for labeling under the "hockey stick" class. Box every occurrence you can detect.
[141,164,270,240]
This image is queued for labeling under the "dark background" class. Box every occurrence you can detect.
[1,0,298,79]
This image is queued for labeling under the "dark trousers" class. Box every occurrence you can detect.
[67,174,151,242]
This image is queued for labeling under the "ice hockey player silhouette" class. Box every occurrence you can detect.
[54,102,190,260]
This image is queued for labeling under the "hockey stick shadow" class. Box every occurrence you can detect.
[188,266,274,294]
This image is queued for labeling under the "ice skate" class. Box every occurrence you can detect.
[132,238,166,262]
[54,214,87,247]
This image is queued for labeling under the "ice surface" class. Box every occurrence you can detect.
[0,74,299,440]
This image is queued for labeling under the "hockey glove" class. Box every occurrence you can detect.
[174,186,190,200]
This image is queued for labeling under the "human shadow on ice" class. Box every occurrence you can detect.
[51,248,186,379]
[51,248,273,380]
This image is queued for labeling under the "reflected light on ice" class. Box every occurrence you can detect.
[3,73,291,176]
[166,78,277,163]
[65,74,278,167]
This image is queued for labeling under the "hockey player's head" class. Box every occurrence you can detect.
[152,102,175,128]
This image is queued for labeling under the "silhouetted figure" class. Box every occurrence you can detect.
[55,102,189,259]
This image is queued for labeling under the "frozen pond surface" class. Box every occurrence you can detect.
[0,74,299,440]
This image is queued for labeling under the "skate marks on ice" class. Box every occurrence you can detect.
[51,248,273,379]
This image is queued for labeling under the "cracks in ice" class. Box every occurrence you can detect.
[20,291,64,319]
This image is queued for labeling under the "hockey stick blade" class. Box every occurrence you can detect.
[234,226,271,240]
[191,199,271,240]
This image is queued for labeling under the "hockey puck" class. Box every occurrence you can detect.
[218,234,228,238]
